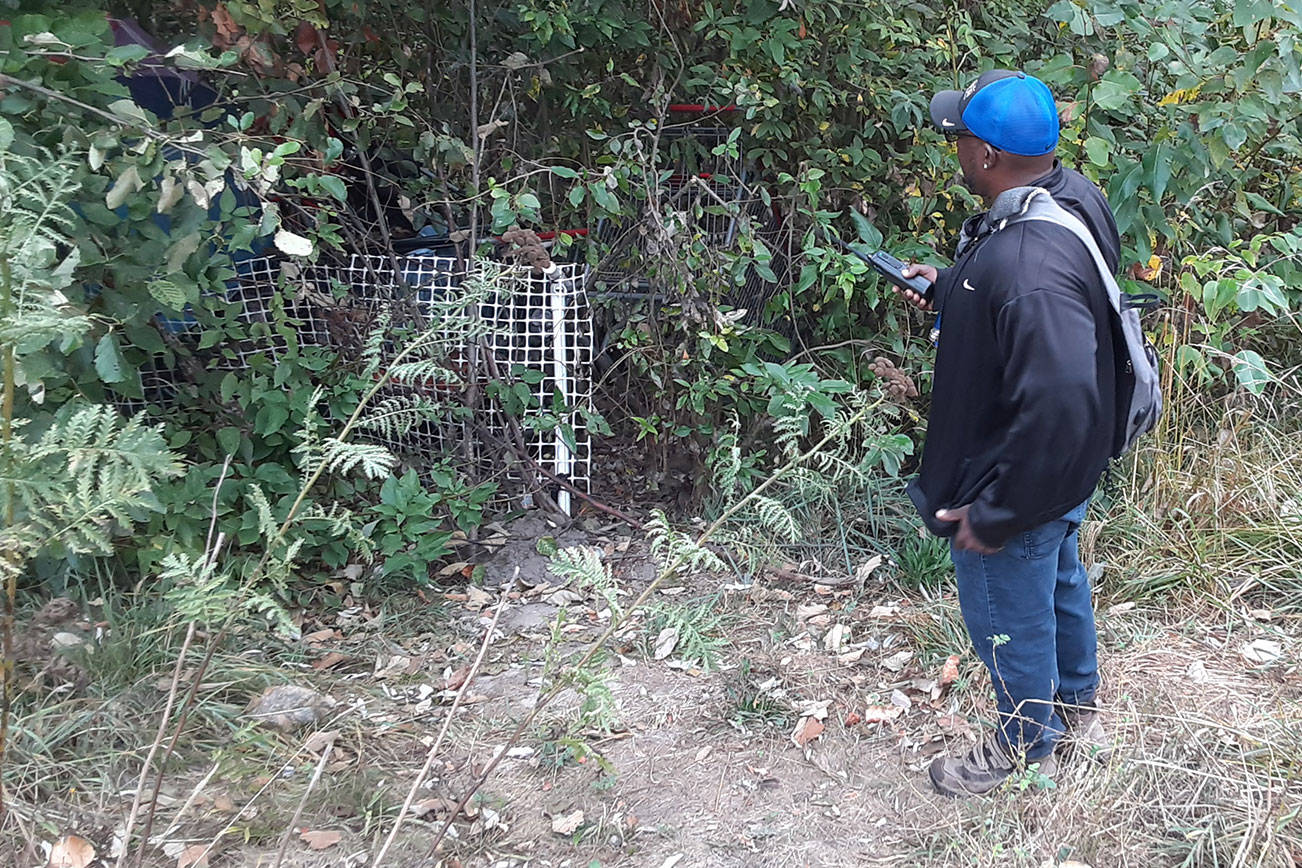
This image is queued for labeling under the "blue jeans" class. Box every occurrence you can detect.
[949,500,1097,760]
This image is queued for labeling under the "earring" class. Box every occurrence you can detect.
[983,163,989,169]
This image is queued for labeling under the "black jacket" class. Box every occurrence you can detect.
[907,162,1121,547]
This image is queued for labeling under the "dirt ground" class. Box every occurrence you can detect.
[10,514,1302,868]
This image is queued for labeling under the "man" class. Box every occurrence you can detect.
[896,70,1120,797]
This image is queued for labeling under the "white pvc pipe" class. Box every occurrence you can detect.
[544,263,573,516]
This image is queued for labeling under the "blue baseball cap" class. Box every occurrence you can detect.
[929,70,1060,156]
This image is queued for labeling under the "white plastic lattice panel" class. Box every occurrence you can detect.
[152,253,593,509]
[343,255,593,504]
[218,255,335,368]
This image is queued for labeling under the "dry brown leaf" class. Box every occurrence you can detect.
[653,626,679,660]
[861,705,904,724]
[176,843,210,868]
[854,554,884,582]
[822,623,849,653]
[795,603,828,621]
[939,654,961,686]
[294,20,318,55]
[791,716,825,747]
[551,809,584,835]
[410,797,458,819]
[1241,638,1283,665]
[303,730,339,754]
[299,829,342,851]
[48,834,96,868]
[311,651,349,671]
[465,584,492,610]
[441,665,471,690]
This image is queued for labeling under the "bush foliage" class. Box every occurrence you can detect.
[0,0,1299,595]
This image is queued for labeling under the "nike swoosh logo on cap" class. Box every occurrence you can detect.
[941,119,956,128]
[963,279,976,291]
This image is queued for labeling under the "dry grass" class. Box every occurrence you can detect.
[891,617,1302,867]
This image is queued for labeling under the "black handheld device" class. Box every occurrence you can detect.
[834,238,934,301]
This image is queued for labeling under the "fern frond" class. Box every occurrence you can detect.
[646,509,726,577]
[548,546,612,590]
[244,483,278,539]
[317,437,398,480]
[751,494,800,542]
[5,403,181,561]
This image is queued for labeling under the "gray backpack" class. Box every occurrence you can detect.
[995,186,1163,457]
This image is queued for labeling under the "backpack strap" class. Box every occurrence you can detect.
[1002,186,1125,314]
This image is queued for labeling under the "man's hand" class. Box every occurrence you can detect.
[935,505,1001,554]
[897,263,937,311]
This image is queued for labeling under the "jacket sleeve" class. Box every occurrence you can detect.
[965,287,1103,547]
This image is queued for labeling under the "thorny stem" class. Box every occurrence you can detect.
[0,256,14,817]
[420,397,881,860]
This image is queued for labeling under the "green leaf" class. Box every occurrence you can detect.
[106,99,153,127]
[106,43,151,66]
[216,426,243,456]
[1083,136,1110,167]
[590,183,619,212]
[0,118,13,152]
[1221,123,1247,151]
[1091,71,1142,111]
[94,334,127,383]
[1231,350,1271,395]
[319,174,348,202]
[849,211,883,248]
[220,372,238,403]
[165,231,202,274]
[568,185,586,207]
[147,278,192,309]
[550,166,580,179]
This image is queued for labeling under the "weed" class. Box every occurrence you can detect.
[892,529,952,590]
[725,658,791,733]
[644,597,730,672]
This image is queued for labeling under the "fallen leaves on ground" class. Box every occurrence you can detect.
[854,554,884,582]
[410,798,459,819]
[822,623,849,652]
[791,716,825,747]
[303,730,339,754]
[939,654,960,686]
[653,626,679,660]
[441,665,471,690]
[860,705,904,724]
[175,843,211,868]
[299,829,342,850]
[47,834,96,868]
[882,649,912,672]
[311,651,350,671]
[1241,638,1283,665]
[245,685,333,732]
[550,809,585,835]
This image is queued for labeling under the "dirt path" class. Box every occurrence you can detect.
[9,516,1300,867]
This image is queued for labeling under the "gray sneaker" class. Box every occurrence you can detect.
[928,734,1057,797]
[1057,703,1113,762]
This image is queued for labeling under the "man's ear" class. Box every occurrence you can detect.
[983,143,999,169]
